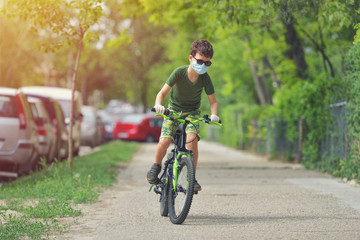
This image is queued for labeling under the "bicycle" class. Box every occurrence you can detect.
[149,108,222,224]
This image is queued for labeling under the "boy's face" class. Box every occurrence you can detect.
[189,52,212,75]
[189,52,212,66]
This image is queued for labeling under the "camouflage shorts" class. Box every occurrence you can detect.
[160,106,201,141]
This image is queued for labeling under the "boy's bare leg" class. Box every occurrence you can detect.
[155,137,172,165]
[186,133,198,172]
[186,132,201,191]
[147,137,172,183]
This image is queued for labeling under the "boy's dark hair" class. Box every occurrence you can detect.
[190,39,213,59]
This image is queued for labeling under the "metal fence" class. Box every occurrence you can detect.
[320,101,348,163]
[248,118,299,159]
[207,102,348,163]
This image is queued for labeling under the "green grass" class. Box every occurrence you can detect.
[0,141,138,240]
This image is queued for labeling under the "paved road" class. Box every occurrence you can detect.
[57,141,360,240]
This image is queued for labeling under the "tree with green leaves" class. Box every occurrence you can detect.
[98,0,170,112]
[355,23,360,43]
[3,0,103,168]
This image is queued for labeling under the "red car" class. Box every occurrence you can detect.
[113,114,163,142]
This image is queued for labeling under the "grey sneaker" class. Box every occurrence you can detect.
[194,179,202,191]
[146,163,161,184]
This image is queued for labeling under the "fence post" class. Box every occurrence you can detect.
[297,118,303,163]
[266,119,271,154]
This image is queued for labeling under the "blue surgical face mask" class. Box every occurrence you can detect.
[192,62,208,75]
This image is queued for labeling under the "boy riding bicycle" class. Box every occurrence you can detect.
[146,39,220,191]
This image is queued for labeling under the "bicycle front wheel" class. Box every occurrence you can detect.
[168,156,195,224]
[160,174,169,217]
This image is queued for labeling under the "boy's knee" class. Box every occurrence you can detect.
[186,133,198,143]
[158,137,171,149]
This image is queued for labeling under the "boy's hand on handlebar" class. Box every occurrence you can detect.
[154,104,165,114]
[151,107,171,116]
[210,114,220,123]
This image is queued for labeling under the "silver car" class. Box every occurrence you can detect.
[97,109,114,142]
[0,88,39,177]
[81,105,103,148]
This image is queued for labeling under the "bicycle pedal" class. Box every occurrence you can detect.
[147,177,160,185]
[193,191,198,195]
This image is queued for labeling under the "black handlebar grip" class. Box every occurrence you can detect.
[164,109,170,115]
[204,114,221,124]
[151,107,170,116]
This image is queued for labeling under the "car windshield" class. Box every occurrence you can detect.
[122,115,146,124]
[0,95,18,118]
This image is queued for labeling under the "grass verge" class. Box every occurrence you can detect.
[0,141,138,240]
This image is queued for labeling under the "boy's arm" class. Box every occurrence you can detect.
[207,93,219,122]
[154,84,171,113]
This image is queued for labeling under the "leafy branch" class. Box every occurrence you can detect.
[4,0,103,168]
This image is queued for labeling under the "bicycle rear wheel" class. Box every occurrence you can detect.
[168,156,195,224]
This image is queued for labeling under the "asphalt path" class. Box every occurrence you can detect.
[56,141,360,240]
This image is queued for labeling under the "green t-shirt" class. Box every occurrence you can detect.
[166,65,215,112]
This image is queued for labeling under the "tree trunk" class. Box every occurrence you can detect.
[262,56,281,89]
[244,37,272,105]
[68,28,83,169]
[299,27,335,78]
[67,51,75,89]
[132,67,140,109]
[281,11,308,79]
[141,78,148,113]
[248,58,272,105]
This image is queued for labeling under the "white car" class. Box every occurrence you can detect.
[21,86,82,156]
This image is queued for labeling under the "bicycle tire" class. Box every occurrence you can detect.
[160,174,169,217]
[160,153,173,217]
[168,156,195,224]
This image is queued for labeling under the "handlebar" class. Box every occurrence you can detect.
[151,107,171,116]
[151,107,222,126]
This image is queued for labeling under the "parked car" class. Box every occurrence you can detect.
[27,97,56,164]
[112,114,163,142]
[97,109,114,141]
[0,88,39,176]
[81,105,103,147]
[21,86,82,156]
[20,91,69,162]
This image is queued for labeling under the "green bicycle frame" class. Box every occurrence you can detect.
[153,111,222,192]
[173,152,192,191]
